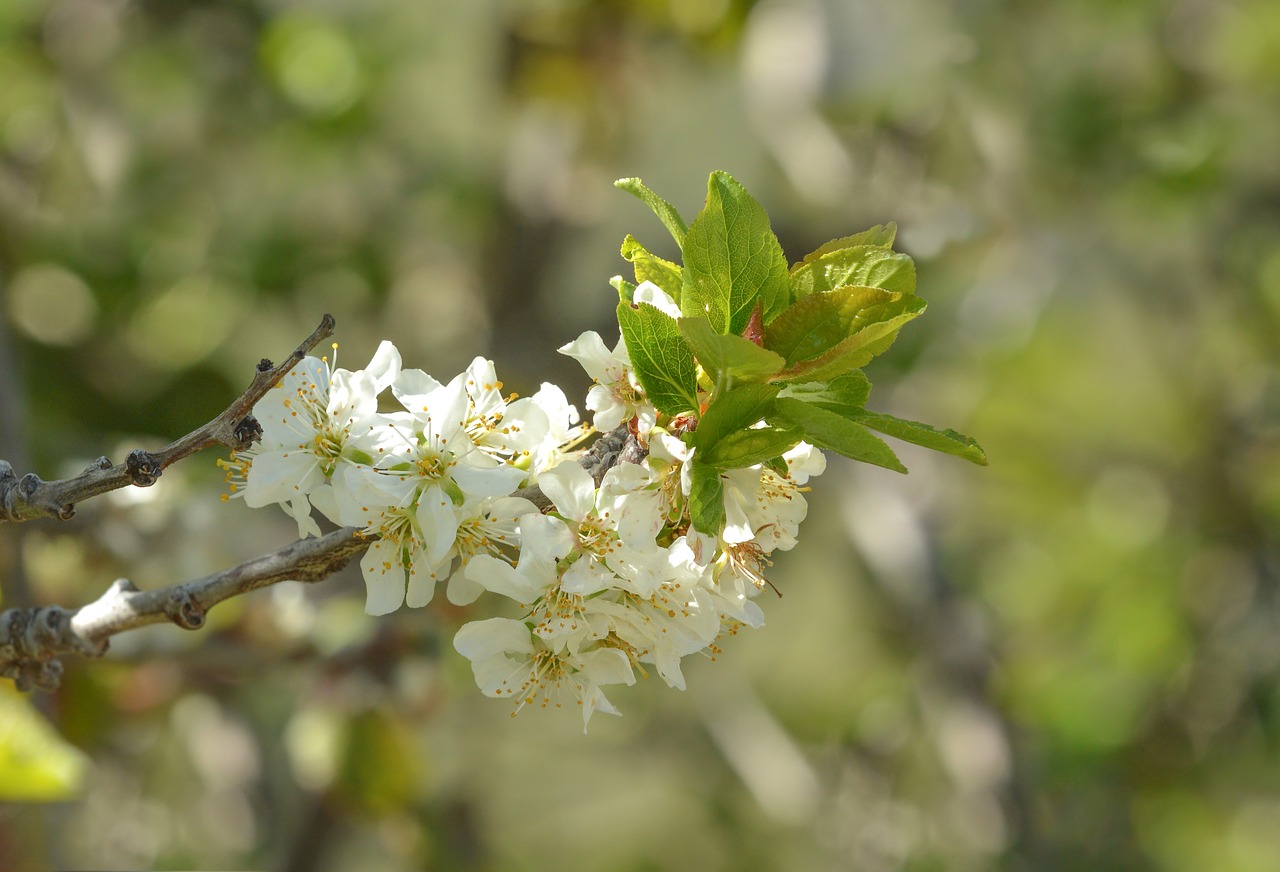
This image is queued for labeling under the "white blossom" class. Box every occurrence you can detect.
[453,618,636,731]
[558,330,655,433]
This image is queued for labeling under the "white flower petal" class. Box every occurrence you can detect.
[632,281,681,318]
[361,538,407,615]
[454,617,534,661]
[537,461,596,521]
[416,484,461,567]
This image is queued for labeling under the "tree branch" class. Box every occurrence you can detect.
[0,418,646,691]
[0,314,337,524]
[0,526,371,691]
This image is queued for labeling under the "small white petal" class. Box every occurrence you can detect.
[361,539,407,615]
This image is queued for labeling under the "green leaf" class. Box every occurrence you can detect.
[614,177,688,247]
[777,295,928,383]
[763,287,900,365]
[773,397,906,473]
[796,223,897,267]
[791,245,916,297]
[0,685,89,802]
[691,383,779,453]
[778,371,872,416]
[680,171,790,334]
[610,274,637,304]
[621,235,682,302]
[702,423,804,469]
[853,410,988,466]
[616,301,699,416]
[688,460,725,536]
[679,315,786,385]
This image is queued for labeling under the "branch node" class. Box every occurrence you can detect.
[18,473,41,497]
[257,358,273,373]
[0,460,15,483]
[125,450,163,487]
[165,590,206,630]
[16,659,64,692]
[234,415,263,447]
[109,577,139,595]
[84,456,113,474]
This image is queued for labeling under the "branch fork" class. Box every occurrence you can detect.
[0,315,336,524]
[0,313,647,689]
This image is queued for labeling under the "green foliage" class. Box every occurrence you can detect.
[0,685,88,802]
[620,235,682,302]
[772,295,928,383]
[679,171,791,334]
[618,172,981,535]
[687,458,726,536]
[615,301,699,416]
[701,422,803,470]
[614,177,689,247]
[763,287,903,365]
[777,371,872,417]
[852,410,989,466]
[689,383,778,452]
[773,398,907,473]
[677,315,785,385]
[790,245,917,297]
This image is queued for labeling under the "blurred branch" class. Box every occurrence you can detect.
[0,267,36,609]
[0,420,642,691]
[0,314,337,524]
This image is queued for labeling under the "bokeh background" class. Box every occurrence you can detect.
[1,0,1278,869]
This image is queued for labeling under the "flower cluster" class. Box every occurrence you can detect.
[223,308,823,730]
[220,171,988,730]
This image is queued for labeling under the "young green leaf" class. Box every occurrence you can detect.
[852,410,989,466]
[691,383,779,453]
[763,287,900,365]
[688,460,725,536]
[679,315,786,385]
[621,235,682,302]
[614,177,688,248]
[773,397,907,473]
[795,223,897,268]
[702,423,803,470]
[610,274,637,304]
[777,371,872,416]
[776,295,928,383]
[791,245,916,298]
[616,301,699,416]
[680,171,790,334]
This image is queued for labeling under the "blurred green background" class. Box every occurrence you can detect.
[1,0,1279,869]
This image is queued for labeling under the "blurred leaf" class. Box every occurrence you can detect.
[334,709,420,815]
[0,685,89,802]
[680,171,790,333]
